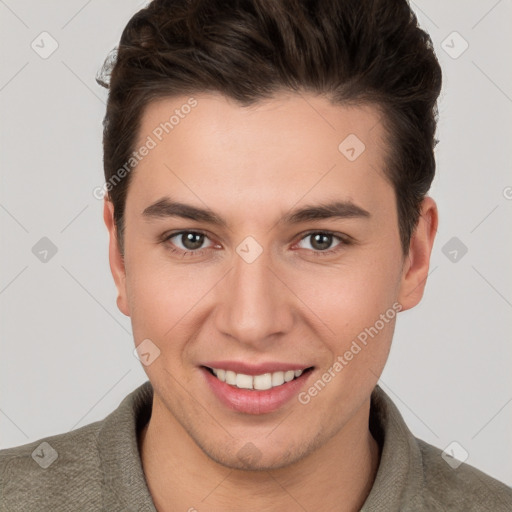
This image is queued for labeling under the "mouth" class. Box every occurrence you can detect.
[203,366,314,390]
[200,364,315,415]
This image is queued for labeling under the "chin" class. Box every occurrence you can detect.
[200,437,316,472]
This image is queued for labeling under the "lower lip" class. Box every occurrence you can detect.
[201,367,313,415]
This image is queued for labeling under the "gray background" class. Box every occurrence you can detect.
[1,0,511,486]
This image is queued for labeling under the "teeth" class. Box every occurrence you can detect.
[271,371,284,387]
[284,370,295,382]
[253,373,272,390]
[236,373,253,389]
[210,367,307,390]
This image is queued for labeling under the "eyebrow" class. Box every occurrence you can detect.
[142,196,371,226]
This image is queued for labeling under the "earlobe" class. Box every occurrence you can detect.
[397,197,438,311]
[103,197,131,317]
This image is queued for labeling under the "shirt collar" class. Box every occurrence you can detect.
[361,384,425,510]
[97,380,156,511]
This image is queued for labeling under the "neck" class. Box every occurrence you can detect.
[139,397,380,512]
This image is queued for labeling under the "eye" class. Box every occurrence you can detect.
[295,231,348,255]
[163,231,215,256]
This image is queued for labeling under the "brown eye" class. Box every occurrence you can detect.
[179,232,205,250]
[165,231,213,254]
[310,233,334,251]
[298,232,342,252]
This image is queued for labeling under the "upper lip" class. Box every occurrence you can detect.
[202,361,313,375]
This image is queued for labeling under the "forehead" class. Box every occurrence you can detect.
[127,92,393,220]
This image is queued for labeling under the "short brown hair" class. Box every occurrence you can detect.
[97,0,442,256]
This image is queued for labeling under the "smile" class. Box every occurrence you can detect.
[207,367,311,390]
[201,362,315,414]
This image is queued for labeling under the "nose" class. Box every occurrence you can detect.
[214,247,294,349]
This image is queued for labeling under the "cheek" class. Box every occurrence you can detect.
[293,262,400,411]
[124,250,219,345]
[287,255,402,384]
[290,255,401,330]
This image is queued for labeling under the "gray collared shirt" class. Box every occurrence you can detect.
[1,381,511,511]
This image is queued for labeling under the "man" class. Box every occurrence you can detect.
[1,0,511,510]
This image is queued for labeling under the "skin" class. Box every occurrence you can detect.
[103,91,438,512]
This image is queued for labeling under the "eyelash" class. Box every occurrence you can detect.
[161,230,351,258]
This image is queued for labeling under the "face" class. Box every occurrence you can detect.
[105,91,436,471]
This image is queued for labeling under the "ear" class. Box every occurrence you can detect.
[103,197,130,317]
[397,197,438,311]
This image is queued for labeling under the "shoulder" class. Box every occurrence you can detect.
[0,420,105,511]
[0,382,154,512]
[416,438,512,511]
[366,385,512,511]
